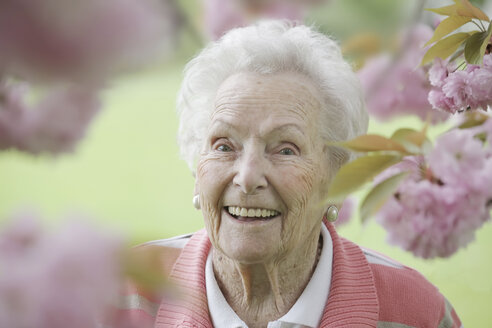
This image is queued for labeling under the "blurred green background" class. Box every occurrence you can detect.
[1,0,491,326]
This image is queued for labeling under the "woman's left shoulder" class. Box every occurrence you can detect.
[361,247,462,328]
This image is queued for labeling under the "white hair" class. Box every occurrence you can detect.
[176,20,368,172]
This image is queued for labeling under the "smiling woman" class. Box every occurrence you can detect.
[197,71,334,324]
[110,20,463,328]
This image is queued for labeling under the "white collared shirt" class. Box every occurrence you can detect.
[205,224,333,328]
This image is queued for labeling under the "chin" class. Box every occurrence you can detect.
[205,207,290,264]
[219,241,280,264]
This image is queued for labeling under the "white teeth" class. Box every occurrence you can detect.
[227,206,279,218]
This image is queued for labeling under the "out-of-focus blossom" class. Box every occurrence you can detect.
[0,0,180,157]
[0,210,124,328]
[375,127,492,258]
[357,24,450,124]
[202,0,246,40]
[0,79,100,154]
[0,80,29,151]
[428,88,455,113]
[0,211,42,258]
[428,54,492,113]
[467,62,492,110]
[202,0,306,40]
[428,58,449,88]
[442,70,470,110]
[0,0,180,82]
[428,128,485,188]
[335,197,356,227]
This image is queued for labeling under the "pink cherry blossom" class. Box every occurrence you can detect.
[0,79,100,155]
[375,122,492,258]
[0,209,125,328]
[0,0,180,82]
[376,170,490,258]
[201,0,246,40]
[428,88,456,113]
[441,70,470,110]
[467,63,492,110]
[0,209,42,259]
[0,80,30,151]
[201,0,305,40]
[357,24,450,123]
[428,128,486,188]
[21,85,101,154]
[428,54,492,113]
[428,59,449,88]
[484,49,492,67]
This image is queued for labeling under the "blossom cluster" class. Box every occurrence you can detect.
[0,0,178,81]
[0,80,100,154]
[0,210,124,328]
[428,54,492,114]
[375,120,492,258]
[0,0,180,155]
[357,24,450,123]
[202,0,306,40]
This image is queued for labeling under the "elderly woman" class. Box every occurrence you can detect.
[115,21,462,328]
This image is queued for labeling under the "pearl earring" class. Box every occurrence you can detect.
[193,195,201,210]
[325,205,338,222]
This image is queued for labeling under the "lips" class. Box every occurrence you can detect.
[225,206,280,221]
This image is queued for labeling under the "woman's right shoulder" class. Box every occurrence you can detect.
[140,232,193,249]
[134,233,194,276]
[103,233,196,328]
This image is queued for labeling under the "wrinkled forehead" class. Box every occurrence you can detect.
[213,71,324,123]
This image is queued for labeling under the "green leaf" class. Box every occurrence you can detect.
[390,128,427,154]
[333,134,408,153]
[360,172,409,223]
[421,32,470,66]
[455,0,490,21]
[458,111,490,129]
[427,1,490,21]
[327,153,403,203]
[425,16,472,46]
[390,128,427,147]
[426,4,461,16]
[464,21,492,65]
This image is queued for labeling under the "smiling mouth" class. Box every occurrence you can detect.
[225,206,280,222]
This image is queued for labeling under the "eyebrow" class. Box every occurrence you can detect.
[265,124,306,138]
[210,120,306,138]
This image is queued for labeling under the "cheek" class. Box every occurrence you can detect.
[196,156,232,239]
[276,157,329,247]
[276,159,317,216]
[196,155,232,198]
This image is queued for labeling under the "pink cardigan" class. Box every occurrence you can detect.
[111,220,462,328]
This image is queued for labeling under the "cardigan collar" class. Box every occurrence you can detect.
[155,220,379,327]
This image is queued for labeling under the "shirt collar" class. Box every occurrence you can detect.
[205,223,333,328]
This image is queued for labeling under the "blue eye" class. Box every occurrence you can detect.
[279,148,295,155]
[217,144,233,152]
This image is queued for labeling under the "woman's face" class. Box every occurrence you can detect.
[196,72,332,264]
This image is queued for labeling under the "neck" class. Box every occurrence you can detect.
[211,228,322,328]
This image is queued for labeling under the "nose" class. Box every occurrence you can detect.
[233,148,268,194]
